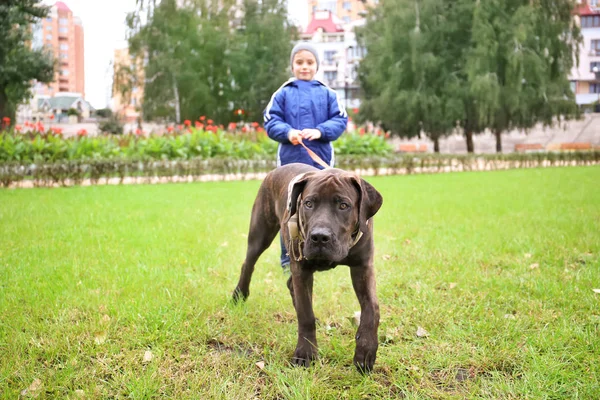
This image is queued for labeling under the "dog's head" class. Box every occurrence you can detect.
[287,170,383,263]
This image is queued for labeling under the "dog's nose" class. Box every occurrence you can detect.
[310,228,332,245]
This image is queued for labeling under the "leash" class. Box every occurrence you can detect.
[297,136,331,169]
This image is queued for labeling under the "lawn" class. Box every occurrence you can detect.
[0,166,599,399]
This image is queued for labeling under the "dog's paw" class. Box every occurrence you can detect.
[291,346,316,368]
[231,287,248,303]
[354,339,377,373]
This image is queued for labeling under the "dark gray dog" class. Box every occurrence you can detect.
[233,163,383,372]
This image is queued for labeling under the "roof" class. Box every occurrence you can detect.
[55,1,71,12]
[574,2,600,16]
[48,95,82,110]
[304,10,344,34]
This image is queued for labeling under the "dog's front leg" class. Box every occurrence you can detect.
[290,265,317,367]
[350,265,380,373]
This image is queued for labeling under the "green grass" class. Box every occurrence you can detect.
[1,166,599,399]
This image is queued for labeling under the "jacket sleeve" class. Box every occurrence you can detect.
[264,90,292,143]
[316,89,348,142]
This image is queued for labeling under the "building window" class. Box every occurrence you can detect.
[46,25,52,31]
[46,34,52,40]
[591,61,600,73]
[59,18,68,25]
[590,84,600,94]
[60,53,68,59]
[61,69,69,76]
[59,27,68,34]
[581,16,600,28]
[324,70,338,84]
[590,0,598,6]
[46,17,52,22]
[324,50,336,65]
[569,81,576,93]
[592,40,600,56]
[343,16,351,24]
[343,1,351,10]
[60,44,69,50]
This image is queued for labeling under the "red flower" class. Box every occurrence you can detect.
[228,122,237,130]
[241,126,247,133]
[359,128,365,136]
[135,128,143,135]
[236,109,245,116]
[199,116,206,121]
[52,127,63,135]
[352,108,359,114]
[177,124,183,130]
[207,119,213,125]
[251,122,259,128]
[195,121,201,128]
[2,116,10,123]
[49,114,55,120]
[167,126,174,132]
[384,132,390,139]
[77,128,87,136]
[15,125,22,132]
[184,119,191,127]
[36,122,45,132]
[257,127,265,133]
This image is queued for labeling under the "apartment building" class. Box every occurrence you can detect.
[112,48,145,123]
[306,0,378,24]
[298,8,368,110]
[31,1,85,98]
[571,0,600,107]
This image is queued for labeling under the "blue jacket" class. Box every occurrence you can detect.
[264,78,348,168]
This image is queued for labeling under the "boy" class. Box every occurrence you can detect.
[263,42,348,274]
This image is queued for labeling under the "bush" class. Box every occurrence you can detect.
[98,116,124,135]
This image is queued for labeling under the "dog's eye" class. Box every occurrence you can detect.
[304,200,313,209]
[339,203,349,210]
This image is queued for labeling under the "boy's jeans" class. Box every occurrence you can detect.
[280,234,290,267]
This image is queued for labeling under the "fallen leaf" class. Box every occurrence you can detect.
[524,253,532,258]
[416,326,429,338]
[21,378,42,397]
[593,289,600,294]
[255,361,265,370]
[74,389,85,398]
[529,263,539,270]
[504,314,516,319]
[101,314,111,324]
[353,311,361,326]
[94,332,107,345]
[449,282,458,290]
[404,239,411,245]
[143,350,153,363]
[382,254,391,261]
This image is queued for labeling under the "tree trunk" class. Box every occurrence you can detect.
[494,129,502,153]
[465,130,474,153]
[172,75,180,124]
[433,137,440,153]
[0,89,8,125]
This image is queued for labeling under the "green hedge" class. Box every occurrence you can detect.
[0,129,392,163]
[2,151,598,188]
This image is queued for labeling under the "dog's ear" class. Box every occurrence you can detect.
[286,172,313,220]
[350,175,383,231]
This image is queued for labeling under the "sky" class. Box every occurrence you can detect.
[43,0,308,109]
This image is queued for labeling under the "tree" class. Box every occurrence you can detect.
[228,0,295,123]
[0,0,55,124]
[123,0,294,125]
[358,0,580,153]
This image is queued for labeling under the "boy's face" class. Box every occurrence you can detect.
[292,50,317,81]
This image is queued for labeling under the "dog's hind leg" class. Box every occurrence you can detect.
[232,189,279,302]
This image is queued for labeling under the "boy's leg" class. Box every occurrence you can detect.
[280,234,291,275]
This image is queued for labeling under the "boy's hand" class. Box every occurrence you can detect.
[288,129,302,145]
[301,129,322,141]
